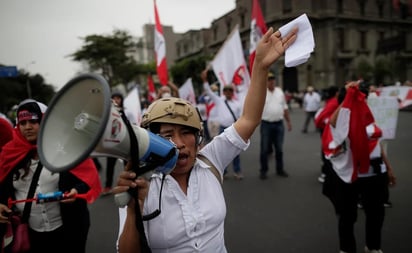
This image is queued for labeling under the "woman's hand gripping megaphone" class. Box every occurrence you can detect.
[113,162,149,211]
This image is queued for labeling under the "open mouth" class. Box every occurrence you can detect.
[178,153,189,160]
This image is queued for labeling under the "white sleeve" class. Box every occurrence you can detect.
[328,108,350,149]
[116,207,128,252]
[203,82,220,104]
[198,125,249,175]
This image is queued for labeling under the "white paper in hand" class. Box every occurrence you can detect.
[278,13,315,67]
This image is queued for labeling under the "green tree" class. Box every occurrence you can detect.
[170,55,213,95]
[70,29,140,86]
[356,58,373,82]
[374,57,391,85]
[0,68,55,115]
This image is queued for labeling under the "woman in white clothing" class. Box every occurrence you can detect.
[115,26,298,253]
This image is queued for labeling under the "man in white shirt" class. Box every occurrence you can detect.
[259,72,292,179]
[302,86,320,133]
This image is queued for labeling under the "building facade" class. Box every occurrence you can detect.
[172,0,412,92]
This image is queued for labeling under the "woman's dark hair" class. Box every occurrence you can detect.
[337,82,370,104]
[327,86,339,100]
[337,87,347,104]
[358,81,369,97]
[13,153,33,181]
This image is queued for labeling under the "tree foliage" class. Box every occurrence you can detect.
[170,55,213,94]
[0,68,55,115]
[70,29,140,86]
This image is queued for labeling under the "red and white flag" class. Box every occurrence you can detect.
[249,0,267,72]
[147,74,157,102]
[378,85,412,109]
[178,78,196,105]
[211,25,251,104]
[154,0,168,86]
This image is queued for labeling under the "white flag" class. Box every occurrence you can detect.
[211,25,251,104]
[124,86,142,125]
[178,78,197,105]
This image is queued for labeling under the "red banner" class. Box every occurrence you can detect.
[147,74,157,102]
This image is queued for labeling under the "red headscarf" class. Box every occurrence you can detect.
[0,128,101,203]
[0,118,13,152]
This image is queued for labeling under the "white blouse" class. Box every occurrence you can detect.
[13,159,63,232]
[118,125,249,253]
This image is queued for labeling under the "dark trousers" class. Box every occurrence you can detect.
[28,225,87,253]
[302,111,317,132]
[328,172,386,253]
[259,120,285,175]
[203,120,211,142]
[319,129,327,174]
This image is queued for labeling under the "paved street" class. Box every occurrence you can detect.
[86,107,412,253]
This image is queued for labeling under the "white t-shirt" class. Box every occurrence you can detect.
[261,87,287,122]
[303,92,321,112]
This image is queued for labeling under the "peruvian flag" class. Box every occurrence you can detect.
[211,25,251,106]
[147,74,157,102]
[249,0,267,72]
[154,0,168,86]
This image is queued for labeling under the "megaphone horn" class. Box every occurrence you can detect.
[37,73,178,177]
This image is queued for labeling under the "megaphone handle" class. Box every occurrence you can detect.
[114,112,140,208]
[114,192,131,207]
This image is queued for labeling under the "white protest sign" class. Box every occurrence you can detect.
[367,96,399,139]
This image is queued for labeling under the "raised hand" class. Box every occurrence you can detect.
[255,26,298,69]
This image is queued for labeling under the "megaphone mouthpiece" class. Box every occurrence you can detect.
[74,112,101,136]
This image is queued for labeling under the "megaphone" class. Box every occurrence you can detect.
[37,73,178,177]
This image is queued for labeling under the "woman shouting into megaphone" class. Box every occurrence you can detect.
[115,26,298,253]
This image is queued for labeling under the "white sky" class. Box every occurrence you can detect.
[0,0,236,90]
